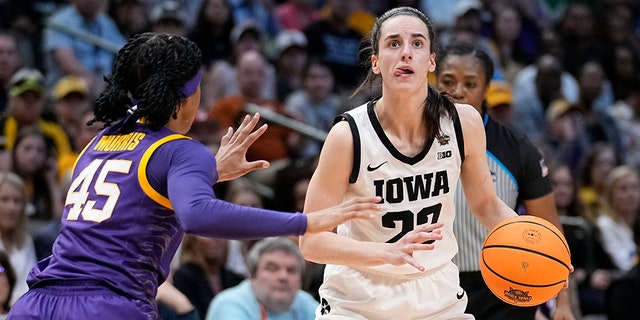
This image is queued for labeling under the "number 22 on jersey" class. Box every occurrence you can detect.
[65,159,132,223]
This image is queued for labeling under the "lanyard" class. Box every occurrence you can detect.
[260,304,268,320]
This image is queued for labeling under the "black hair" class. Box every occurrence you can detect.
[92,32,202,130]
[11,127,56,221]
[353,6,457,143]
[436,42,495,111]
[436,42,495,85]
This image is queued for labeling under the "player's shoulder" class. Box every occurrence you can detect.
[454,103,483,133]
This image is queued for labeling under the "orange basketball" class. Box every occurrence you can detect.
[479,215,571,307]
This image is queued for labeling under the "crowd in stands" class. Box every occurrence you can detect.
[1,0,640,319]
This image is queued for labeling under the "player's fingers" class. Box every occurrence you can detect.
[414,222,443,232]
[228,115,252,144]
[403,255,426,273]
[408,243,437,252]
[413,230,443,244]
[219,127,233,146]
[341,198,383,219]
[342,196,383,206]
[242,123,268,147]
[245,160,270,172]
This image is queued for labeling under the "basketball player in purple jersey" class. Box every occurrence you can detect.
[7,33,381,320]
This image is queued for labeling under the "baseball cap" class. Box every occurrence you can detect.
[230,21,261,44]
[150,0,187,25]
[53,76,88,100]
[545,99,577,122]
[486,81,513,108]
[275,29,308,55]
[8,68,45,96]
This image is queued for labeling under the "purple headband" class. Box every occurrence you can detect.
[180,70,202,98]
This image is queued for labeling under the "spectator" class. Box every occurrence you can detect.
[569,61,622,157]
[173,235,245,319]
[43,0,126,96]
[485,4,534,84]
[549,161,587,318]
[150,0,189,36]
[603,43,640,102]
[577,142,622,228]
[0,172,37,306]
[50,75,91,151]
[208,50,295,185]
[221,178,266,277]
[304,0,364,94]
[606,215,640,319]
[609,77,640,170]
[597,165,639,272]
[202,21,277,111]
[188,0,236,68]
[274,29,309,103]
[556,3,604,79]
[539,98,588,172]
[0,68,73,171]
[157,280,200,320]
[10,128,63,229]
[511,54,565,142]
[205,237,317,320]
[275,0,321,32]
[0,250,16,317]
[484,80,514,126]
[0,32,22,113]
[230,0,281,39]
[549,159,617,317]
[283,58,339,159]
[109,0,150,38]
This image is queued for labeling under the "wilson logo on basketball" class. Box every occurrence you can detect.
[522,229,542,244]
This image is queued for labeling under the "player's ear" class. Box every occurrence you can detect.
[371,55,380,74]
[428,53,436,73]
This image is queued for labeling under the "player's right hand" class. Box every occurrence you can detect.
[305,196,382,234]
[384,223,444,272]
[215,113,269,182]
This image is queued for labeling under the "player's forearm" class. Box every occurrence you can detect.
[177,199,307,239]
[471,198,517,231]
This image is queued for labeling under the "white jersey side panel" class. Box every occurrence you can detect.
[340,102,462,276]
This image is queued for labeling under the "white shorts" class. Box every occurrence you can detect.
[316,261,474,320]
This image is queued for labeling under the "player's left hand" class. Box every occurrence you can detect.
[215,113,270,182]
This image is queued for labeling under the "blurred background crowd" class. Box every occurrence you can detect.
[0,0,640,319]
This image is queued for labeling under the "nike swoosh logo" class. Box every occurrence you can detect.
[456,291,465,300]
[367,161,388,172]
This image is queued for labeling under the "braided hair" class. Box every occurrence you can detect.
[353,6,457,144]
[93,32,202,130]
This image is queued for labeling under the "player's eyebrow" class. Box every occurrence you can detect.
[383,33,427,41]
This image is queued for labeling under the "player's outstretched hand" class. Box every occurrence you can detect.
[305,196,382,233]
[215,113,270,182]
[384,223,444,272]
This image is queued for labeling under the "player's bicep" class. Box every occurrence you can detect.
[457,106,496,214]
[304,121,353,213]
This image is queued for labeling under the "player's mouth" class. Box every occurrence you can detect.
[394,66,414,77]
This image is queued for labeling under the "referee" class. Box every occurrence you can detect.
[435,43,576,320]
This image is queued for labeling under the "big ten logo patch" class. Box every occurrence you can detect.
[437,150,452,160]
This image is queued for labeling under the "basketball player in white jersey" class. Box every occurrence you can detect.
[299,6,518,319]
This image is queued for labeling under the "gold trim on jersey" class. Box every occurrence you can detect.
[138,134,191,210]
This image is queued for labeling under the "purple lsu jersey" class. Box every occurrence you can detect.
[27,124,196,313]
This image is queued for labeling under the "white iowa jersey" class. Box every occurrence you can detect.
[339,101,464,276]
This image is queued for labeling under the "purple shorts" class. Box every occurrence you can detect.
[7,280,156,320]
